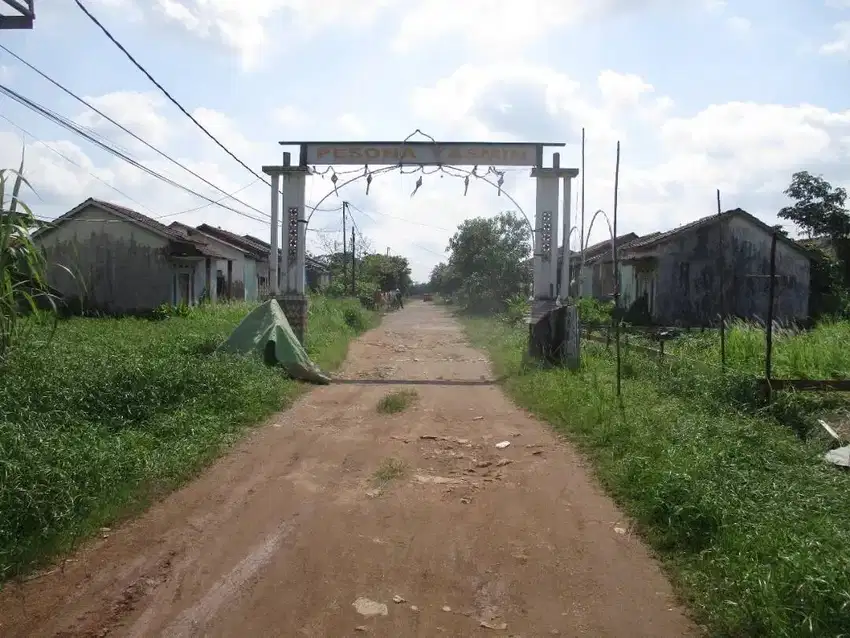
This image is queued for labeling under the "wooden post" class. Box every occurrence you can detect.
[765,231,778,400]
[717,189,726,369]
[613,141,622,396]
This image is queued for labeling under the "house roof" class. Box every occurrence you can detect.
[242,233,328,271]
[171,222,263,259]
[583,233,660,266]
[197,225,269,259]
[621,208,813,259]
[562,233,639,264]
[33,198,223,258]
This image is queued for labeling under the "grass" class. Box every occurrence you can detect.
[372,457,408,485]
[0,295,376,583]
[637,319,850,380]
[376,389,418,414]
[463,315,850,638]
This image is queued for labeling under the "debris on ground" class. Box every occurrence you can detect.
[495,441,511,449]
[460,497,471,504]
[415,474,460,485]
[353,597,388,617]
[355,626,369,632]
[476,460,492,468]
[392,594,406,604]
[819,418,844,444]
[442,605,452,612]
[614,526,627,535]
[410,605,419,612]
[824,445,850,468]
[496,459,512,467]
[420,435,439,440]
[480,620,508,630]
[473,416,484,421]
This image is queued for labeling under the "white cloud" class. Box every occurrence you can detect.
[336,114,367,137]
[726,16,751,34]
[75,91,172,148]
[820,22,850,56]
[273,106,308,131]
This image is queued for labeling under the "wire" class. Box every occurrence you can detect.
[74,0,273,189]
[346,202,451,231]
[0,43,271,219]
[0,110,159,216]
[0,83,271,225]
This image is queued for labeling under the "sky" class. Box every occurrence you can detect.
[0,0,848,281]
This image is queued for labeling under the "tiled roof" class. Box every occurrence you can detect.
[620,208,812,258]
[197,225,268,258]
[583,233,658,266]
[35,198,222,257]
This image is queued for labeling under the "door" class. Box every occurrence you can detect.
[177,272,191,305]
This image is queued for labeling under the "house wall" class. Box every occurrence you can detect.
[35,205,175,312]
[651,216,809,324]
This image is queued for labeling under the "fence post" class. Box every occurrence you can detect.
[717,189,726,370]
[765,231,778,401]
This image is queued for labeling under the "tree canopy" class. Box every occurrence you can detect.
[778,171,849,239]
[431,211,531,313]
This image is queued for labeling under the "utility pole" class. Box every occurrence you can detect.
[342,201,348,292]
[351,226,356,296]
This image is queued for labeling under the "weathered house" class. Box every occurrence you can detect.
[172,223,266,301]
[33,198,226,312]
[558,234,640,299]
[617,209,811,324]
[240,234,331,291]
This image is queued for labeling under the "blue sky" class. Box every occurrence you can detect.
[1,0,848,280]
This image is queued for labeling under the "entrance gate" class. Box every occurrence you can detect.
[262,137,579,362]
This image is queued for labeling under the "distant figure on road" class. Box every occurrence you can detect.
[395,288,404,310]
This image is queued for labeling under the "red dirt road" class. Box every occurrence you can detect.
[0,302,697,637]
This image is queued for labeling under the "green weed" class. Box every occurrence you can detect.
[463,316,850,638]
[372,457,408,485]
[0,296,375,583]
[376,389,418,414]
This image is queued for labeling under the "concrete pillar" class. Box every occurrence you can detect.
[269,173,280,297]
[531,160,578,300]
[263,161,312,344]
[560,173,574,300]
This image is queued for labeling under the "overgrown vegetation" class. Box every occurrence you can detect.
[0,296,375,582]
[372,457,408,485]
[0,157,65,357]
[429,211,531,314]
[464,316,850,637]
[376,388,418,414]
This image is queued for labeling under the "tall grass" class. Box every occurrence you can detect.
[464,316,850,637]
[0,296,376,582]
[659,319,850,380]
[0,156,66,357]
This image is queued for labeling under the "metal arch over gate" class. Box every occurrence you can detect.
[261,138,580,360]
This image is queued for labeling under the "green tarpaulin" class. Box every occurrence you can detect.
[216,299,331,384]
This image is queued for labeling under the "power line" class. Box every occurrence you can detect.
[0,43,270,219]
[0,110,159,216]
[74,0,271,188]
[346,202,451,231]
[0,82,272,225]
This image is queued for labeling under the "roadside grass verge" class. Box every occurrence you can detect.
[0,296,376,583]
[376,389,419,414]
[463,316,850,638]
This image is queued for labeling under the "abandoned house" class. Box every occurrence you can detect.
[171,223,267,301]
[239,234,331,291]
[33,198,233,313]
[592,208,812,325]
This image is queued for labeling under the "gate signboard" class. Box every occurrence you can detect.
[291,141,544,167]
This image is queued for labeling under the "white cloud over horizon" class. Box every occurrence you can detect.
[2,0,849,280]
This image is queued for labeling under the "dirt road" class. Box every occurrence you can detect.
[0,301,696,637]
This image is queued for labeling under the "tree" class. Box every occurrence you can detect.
[778,171,849,239]
[444,211,531,313]
[359,254,412,293]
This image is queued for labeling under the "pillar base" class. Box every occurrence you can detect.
[276,293,309,345]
